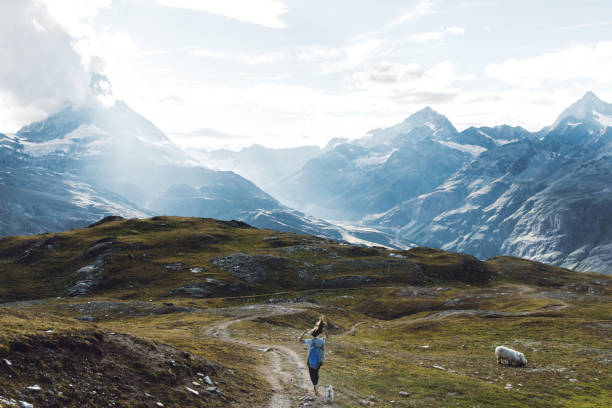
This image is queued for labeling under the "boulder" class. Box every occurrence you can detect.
[212,253,290,283]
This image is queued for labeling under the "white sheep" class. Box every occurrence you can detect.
[495,346,527,366]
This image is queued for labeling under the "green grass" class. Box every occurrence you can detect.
[1,216,611,407]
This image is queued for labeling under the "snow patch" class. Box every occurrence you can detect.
[354,149,397,168]
[22,124,107,157]
[438,141,486,156]
[594,111,612,127]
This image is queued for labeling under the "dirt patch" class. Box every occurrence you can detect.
[0,330,248,407]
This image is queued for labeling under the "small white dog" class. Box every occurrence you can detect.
[325,384,334,403]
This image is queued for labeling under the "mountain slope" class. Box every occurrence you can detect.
[187,144,322,192]
[1,100,408,247]
[374,92,612,274]
[274,108,485,220]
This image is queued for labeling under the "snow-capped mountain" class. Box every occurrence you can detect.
[1,100,409,248]
[373,92,612,274]
[272,107,510,221]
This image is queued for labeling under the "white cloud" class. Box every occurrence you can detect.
[41,0,134,75]
[298,38,392,73]
[191,48,284,65]
[486,41,612,87]
[389,0,435,28]
[155,0,288,29]
[352,61,425,85]
[41,0,111,38]
[445,26,465,36]
[407,26,465,43]
[0,0,92,131]
[353,61,459,104]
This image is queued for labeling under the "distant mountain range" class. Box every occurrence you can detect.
[259,91,612,274]
[373,92,612,274]
[3,91,612,274]
[0,100,409,248]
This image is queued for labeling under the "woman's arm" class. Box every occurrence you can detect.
[298,329,310,342]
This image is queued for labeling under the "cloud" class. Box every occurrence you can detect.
[353,61,460,103]
[296,18,461,74]
[406,26,465,43]
[486,41,612,87]
[0,0,92,131]
[41,0,111,37]
[191,48,284,65]
[352,62,425,85]
[155,0,288,29]
[297,38,391,73]
[387,0,435,29]
[169,128,256,151]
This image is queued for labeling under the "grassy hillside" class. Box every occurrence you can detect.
[0,216,610,407]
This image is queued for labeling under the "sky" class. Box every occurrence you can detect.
[1,0,612,150]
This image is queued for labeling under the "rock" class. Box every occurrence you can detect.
[3,358,12,366]
[204,376,213,386]
[212,253,290,283]
[432,365,445,370]
[192,382,200,387]
[190,267,203,273]
[185,387,199,396]
[67,257,106,296]
[0,396,17,406]
[369,395,376,400]
[420,345,430,349]
[156,403,164,407]
[262,347,272,353]
[26,385,42,392]
[162,262,184,271]
[505,383,512,390]
[399,391,409,396]
[76,315,95,322]
[164,280,248,298]
[206,386,222,396]
[81,237,116,258]
[18,402,34,408]
[360,399,371,406]
[568,378,578,383]
[281,245,332,256]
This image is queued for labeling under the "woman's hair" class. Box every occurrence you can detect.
[310,315,327,337]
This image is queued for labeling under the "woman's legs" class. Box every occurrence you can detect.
[308,366,319,394]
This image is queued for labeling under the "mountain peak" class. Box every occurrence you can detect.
[552,91,612,128]
[406,106,445,122]
[581,90,601,103]
[361,106,458,147]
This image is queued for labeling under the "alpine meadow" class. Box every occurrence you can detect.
[0,1,611,407]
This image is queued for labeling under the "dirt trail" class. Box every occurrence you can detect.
[393,285,569,327]
[205,305,323,408]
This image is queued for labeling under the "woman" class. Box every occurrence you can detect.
[298,315,328,396]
